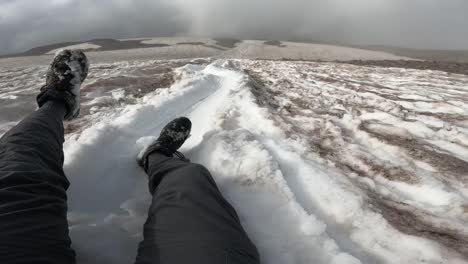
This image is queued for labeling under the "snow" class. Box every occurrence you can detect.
[222,40,413,61]
[46,43,102,54]
[1,57,468,263]
[140,38,412,61]
[0,38,415,68]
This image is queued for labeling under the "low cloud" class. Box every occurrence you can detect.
[0,0,467,55]
[175,0,468,49]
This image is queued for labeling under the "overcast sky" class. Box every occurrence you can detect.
[0,0,467,55]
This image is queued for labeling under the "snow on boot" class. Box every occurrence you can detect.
[138,117,192,171]
[37,49,89,120]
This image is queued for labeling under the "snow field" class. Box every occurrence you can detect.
[1,58,468,263]
[60,60,467,263]
[0,38,415,68]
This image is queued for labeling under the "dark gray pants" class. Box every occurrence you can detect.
[0,101,259,264]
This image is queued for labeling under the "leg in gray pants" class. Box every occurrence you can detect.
[135,152,260,264]
[0,101,75,264]
[0,102,259,263]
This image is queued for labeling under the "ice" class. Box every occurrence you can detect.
[1,58,468,263]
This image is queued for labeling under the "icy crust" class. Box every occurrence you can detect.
[1,59,468,263]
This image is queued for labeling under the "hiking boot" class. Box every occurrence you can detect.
[37,49,89,120]
[138,117,192,171]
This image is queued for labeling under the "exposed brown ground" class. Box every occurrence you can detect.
[63,58,212,135]
[213,38,242,49]
[359,121,468,183]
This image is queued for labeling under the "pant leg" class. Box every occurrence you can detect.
[135,153,260,264]
[0,101,75,264]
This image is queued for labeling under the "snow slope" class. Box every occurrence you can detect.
[0,38,413,68]
[222,40,413,60]
[1,58,468,263]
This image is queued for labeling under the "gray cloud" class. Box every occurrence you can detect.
[0,0,188,55]
[0,0,467,55]
[176,0,468,49]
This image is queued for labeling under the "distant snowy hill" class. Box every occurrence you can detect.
[1,44,468,263]
[0,38,413,68]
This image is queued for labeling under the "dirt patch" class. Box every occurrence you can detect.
[339,60,468,76]
[82,72,174,98]
[65,72,175,135]
[177,42,205,46]
[345,158,418,184]
[246,71,281,110]
[189,58,213,65]
[360,121,468,181]
[64,117,92,135]
[264,41,287,47]
[132,73,174,97]
[370,194,468,259]
[416,111,468,123]
[329,79,435,104]
[213,38,242,49]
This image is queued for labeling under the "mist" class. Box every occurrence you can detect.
[0,0,467,55]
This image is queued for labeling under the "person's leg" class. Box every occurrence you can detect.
[135,118,259,264]
[0,101,75,263]
[0,49,88,264]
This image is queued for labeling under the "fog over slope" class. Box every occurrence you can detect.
[0,0,467,55]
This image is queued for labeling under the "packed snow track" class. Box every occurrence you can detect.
[0,59,468,264]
